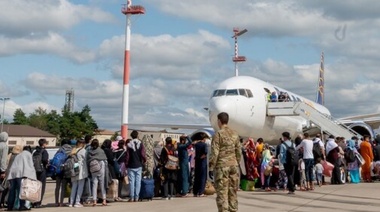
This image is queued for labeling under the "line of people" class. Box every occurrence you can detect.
[240,132,379,196]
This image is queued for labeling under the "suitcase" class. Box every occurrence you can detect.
[107,179,119,200]
[139,178,154,201]
[19,178,42,203]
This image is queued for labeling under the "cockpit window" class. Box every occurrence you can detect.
[238,89,247,97]
[246,89,253,98]
[213,89,226,97]
[226,89,238,96]
[212,88,253,98]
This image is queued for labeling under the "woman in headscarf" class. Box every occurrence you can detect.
[346,140,360,184]
[101,139,117,180]
[7,146,36,211]
[114,139,126,200]
[260,144,273,191]
[177,135,192,197]
[1,145,22,208]
[141,135,154,177]
[360,135,374,182]
[160,137,178,200]
[87,139,108,206]
[244,138,259,181]
[153,140,163,197]
[326,135,342,184]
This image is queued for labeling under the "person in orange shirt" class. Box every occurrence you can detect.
[256,138,264,159]
[360,135,374,182]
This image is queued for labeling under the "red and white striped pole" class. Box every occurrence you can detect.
[121,0,145,139]
[121,0,132,139]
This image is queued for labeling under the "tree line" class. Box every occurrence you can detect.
[9,105,98,140]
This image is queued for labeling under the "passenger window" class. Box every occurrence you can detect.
[246,89,253,98]
[214,89,226,97]
[226,89,238,96]
[291,95,297,102]
[239,89,247,97]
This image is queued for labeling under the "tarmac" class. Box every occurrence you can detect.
[36,180,380,212]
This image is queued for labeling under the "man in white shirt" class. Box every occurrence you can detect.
[296,133,314,190]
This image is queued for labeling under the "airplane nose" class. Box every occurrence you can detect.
[209,97,237,128]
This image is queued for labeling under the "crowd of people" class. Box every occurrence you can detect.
[1,114,380,212]
[240,132,380,195]
[0,130,218,210]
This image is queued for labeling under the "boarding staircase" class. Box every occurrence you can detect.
[267,102,361,139]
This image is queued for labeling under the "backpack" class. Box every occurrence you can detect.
[32,150,45,173]
[49,150,68,175]
[89,160,101,173]
[63,152,80,178]
[344,148,356,163]
[283,142,298,166]
[313,142,323,159]
[113,150,126,176]
[164,148,179,170]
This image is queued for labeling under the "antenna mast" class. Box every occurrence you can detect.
[232,28,247,76]
[65,89,74,112]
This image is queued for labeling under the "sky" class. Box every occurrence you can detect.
[1,0,380,133]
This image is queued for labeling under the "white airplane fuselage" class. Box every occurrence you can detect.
[208,76,330,143]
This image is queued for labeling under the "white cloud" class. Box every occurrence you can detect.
[0,0,116,38]
[100,30,230,80]
[2,0,380,133]
[0,32,97,63]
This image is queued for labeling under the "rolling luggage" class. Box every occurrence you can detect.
[139,177,154,201]
[107,179,119,200]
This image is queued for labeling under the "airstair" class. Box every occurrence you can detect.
[267,102,361,139]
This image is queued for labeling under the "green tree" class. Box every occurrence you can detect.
[46,110,61,136]
[77,105,98,136]
[29,107,48,130]
[12,108,29,125]
[59,105,98,139]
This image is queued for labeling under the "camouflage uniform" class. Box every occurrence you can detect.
[209,126,241,212]
[142,135,154,177]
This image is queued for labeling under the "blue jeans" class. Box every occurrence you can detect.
[264,175,271,189]
[128,167,142,200]
[304,159,314,183]
[70,179,85,205]
[316,173,323,185]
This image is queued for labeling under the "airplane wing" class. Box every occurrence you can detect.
[129,123,214,141]
[339,113,380,129]
[129,123,211,130]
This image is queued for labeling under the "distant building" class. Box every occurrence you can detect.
[128,129,184,143]
[91,128,184,144]
[1,124,57,147]
[93,129,115,142]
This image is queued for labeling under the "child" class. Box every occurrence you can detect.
[315,158,324,187]
[276,154,288,191]
[298,158,307,191]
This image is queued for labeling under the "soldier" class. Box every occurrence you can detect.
[209,112,241,212]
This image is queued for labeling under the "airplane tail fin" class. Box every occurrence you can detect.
[315,52,325,105]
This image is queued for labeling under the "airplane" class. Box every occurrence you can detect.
[207,53,380,144]
[131,52,380,144]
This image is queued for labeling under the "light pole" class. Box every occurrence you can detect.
[0,97,10,132]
